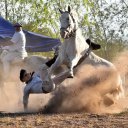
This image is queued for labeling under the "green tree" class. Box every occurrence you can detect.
[0,0,127,59]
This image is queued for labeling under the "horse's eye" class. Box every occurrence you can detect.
[67,18,69,21]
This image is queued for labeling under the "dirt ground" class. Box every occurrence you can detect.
[0,111,128,128]
[0,94,128,128]
[0,92,128,128]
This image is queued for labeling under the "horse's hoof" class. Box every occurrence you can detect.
[67,72,74,78]
[67,75,74,78]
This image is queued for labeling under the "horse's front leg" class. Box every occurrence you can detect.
[68,57,80,78]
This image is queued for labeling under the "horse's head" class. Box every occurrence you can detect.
[59,6,78,39]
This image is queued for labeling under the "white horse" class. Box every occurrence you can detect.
[48,6,124,99]
[48,6,90,78]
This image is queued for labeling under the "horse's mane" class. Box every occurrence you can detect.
[70,10,79,26]
[70,10,78,20]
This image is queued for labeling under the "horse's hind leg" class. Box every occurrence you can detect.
[111,75,124,100]
[111,86,124,100]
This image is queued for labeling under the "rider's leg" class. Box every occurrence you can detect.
[48,56,63,76]
[39,66,49,81]
[42,73,56,93]
[53,70,70,85]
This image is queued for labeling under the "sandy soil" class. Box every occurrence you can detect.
[0,111,128,128]
[0,81,128,128]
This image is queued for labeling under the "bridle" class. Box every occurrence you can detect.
[60,12,77,38]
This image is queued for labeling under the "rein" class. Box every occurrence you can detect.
[74,48,91,68]
[60,12,77,38]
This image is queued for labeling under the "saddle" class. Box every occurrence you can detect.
[86,39,101,50]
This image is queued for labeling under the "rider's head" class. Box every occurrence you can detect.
[13,23,22,32]
[20,69,31,83]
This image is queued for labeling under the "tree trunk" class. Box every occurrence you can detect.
[5,0,8,20]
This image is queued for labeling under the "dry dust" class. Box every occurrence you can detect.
[1,51,128,115]
[43,65,125,114]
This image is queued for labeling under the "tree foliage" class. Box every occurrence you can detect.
[0,0,127,59]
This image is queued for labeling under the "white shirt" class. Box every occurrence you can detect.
[9,30,27,54]
[23,73,44,106]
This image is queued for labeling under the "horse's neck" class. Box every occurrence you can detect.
[64,29,89,53]
[86,52,114,68]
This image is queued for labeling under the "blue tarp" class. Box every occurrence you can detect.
[0,16,61,52]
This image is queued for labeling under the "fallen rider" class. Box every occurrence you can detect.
[19,69,69,112]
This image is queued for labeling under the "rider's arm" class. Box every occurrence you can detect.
[23,88,30,112]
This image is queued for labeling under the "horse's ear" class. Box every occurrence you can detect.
[59,9,63,14]
[68,6,71,13]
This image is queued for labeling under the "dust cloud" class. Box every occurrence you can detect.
[1,51,128,114]
[43,51,128,114]
[114,51,128,96]
[43,65,121,114]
